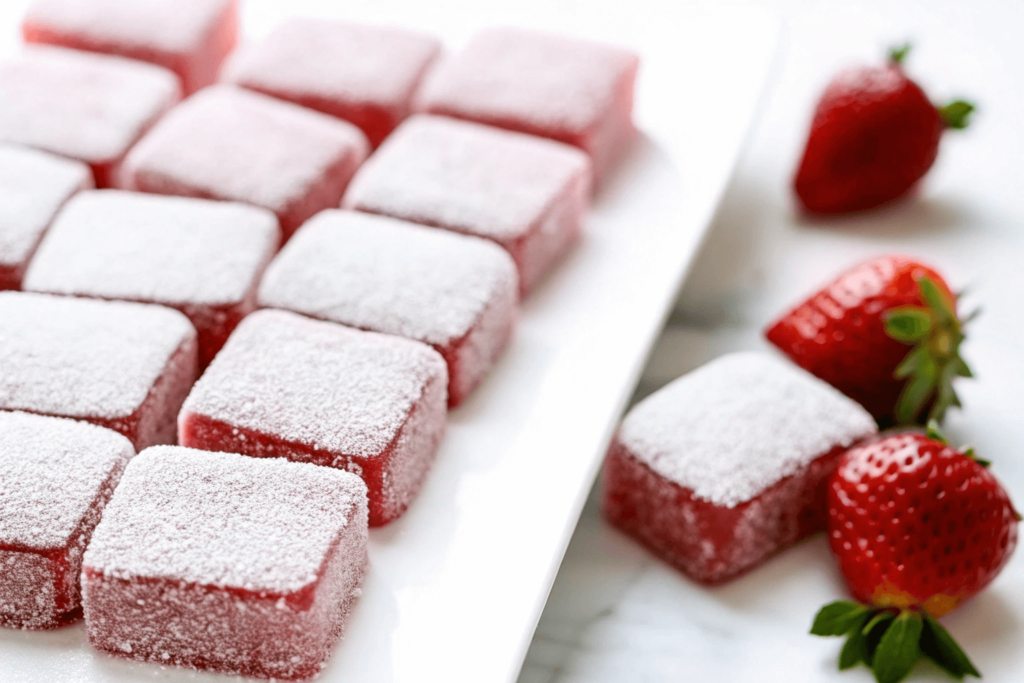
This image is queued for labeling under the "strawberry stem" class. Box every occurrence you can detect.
[938,100,975,130]
[889,43,911,64]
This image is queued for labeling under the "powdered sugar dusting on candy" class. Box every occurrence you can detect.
[0,144,91,288]
[84,447,366,593]
[25,190,279,306]
[120,85,368,238]
[619,352,877,507]
[260,210,516,346]
[0,291,196,420]
[181,309,447,458]
[0,46,180,185]
[224,18,440,146]
[0,412,133,550]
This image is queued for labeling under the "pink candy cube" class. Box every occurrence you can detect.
[179,309,447,526]
[22,0,238,95]
[0,144,92,291]
[82,447,368,680]
[224,18,441,147]
[24,190,280,367]
[343,115,590,295]
[0,411,134,630]
[417,28,639,184]
[0,292,198,450]
[601,352,876,585]
[0,46,180,187]
[120,85,369,240]
[258,210,518,407]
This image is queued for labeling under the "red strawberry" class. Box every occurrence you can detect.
[794,45,974,214]
[765,254,974,426]
[811,426,1018,683]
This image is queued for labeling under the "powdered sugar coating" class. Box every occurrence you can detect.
[0,46,180,182]
[224,18,440,146]
[0,292,196,420]
[181,309,447,458]
[619,352,877,507]
[344,115,588,243]
[119,85,368,237]
[417,28,638,179]
[84,446,367,594]
[0,411,134,550]
[25,190,279,306]
[23,0,237,94]
[0,144,91,274]
[259,210,517,346]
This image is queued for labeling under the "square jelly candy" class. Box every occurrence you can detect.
[0,291,198,450]
[417,28,638,184]
[0,411,133,630]
[342,115,590,295]
[22,0,238,95]
[179,309,447,526]
[0,144,91,291]
[601,352,877,585]
[82,446,368,680]
[24,190,279,367]
[258,210,517,407]
[120,85,368,240]
[224,18,440,146]
[0,46,179,187]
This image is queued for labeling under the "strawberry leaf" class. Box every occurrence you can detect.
[920,611,981,678]
[839,614,873,670]
[889,44,911,64]
[872,610,923,683]
[896,358,937,424]
[811,601,872,636]
[938,100,975,130]
[884,307,933,343]
[926,419,949,444]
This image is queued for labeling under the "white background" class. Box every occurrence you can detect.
[519,1,1024,682]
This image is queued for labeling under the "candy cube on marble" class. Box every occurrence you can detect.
[0,292,198,450]
[224,18,441,147]
[342,115,590,295]
[0,411,134,630]
[416,28,639,184]
[120,85,369,240]
[258,209,517,407]
[81,446,368,680]
[22,0,238,95]
[601,352,877,585]
[24,190,280,368]
[0,144,92,291]
[178,309,447,526]
[0,46,180,187]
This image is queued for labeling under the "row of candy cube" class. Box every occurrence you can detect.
[0,0,639,679]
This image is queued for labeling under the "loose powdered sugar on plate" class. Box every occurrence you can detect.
[258,209,517,345]
[0,411,134,551]
[180,309,447,458]
[0,292,197,419]
[618,351,877,508]
[0,46,180,168]
[0,144,92,270]
[24,190,280,306]
[83,446,367,594]
[342,114,589,242]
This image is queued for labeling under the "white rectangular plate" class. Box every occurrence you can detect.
[0,2,779,681]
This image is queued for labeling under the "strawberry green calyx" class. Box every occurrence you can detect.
[811,600,980,683]
[888,44,911,65]
[925,420,992,467]
[938,100,975,130]
[883,275,975,425]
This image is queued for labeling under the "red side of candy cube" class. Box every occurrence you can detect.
[120,86,369,240]
[602,438,848,585]
[224,18,441,146]
[22,0,238,94]
[81,448,368,679]
[0,412,133,630]
[417,28,639,184]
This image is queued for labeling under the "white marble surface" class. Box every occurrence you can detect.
[519,1,1024,681]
